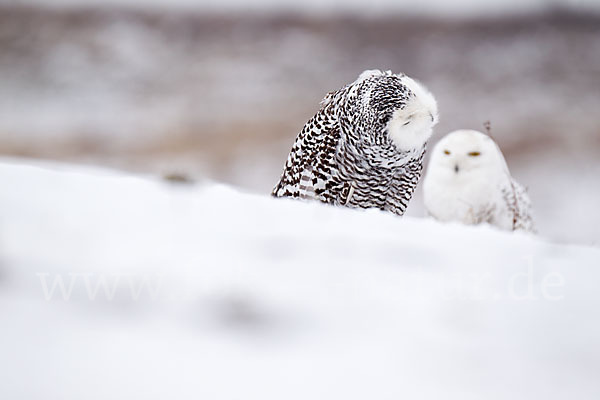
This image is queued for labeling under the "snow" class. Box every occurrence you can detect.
[1,158,599,399]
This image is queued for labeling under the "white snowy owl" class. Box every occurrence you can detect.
[272,69,438,216]
[423,129,534,232]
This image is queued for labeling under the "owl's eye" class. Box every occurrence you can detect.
[403,120,411,126]
[468,151,481,157]
[443,150,451,155]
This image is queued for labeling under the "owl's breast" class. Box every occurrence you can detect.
[424,172,501,224]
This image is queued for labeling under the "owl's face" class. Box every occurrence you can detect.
[347,70,438,153]
[427,130,509,181]
[386,76,438,152]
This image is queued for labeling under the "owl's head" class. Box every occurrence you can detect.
[350,70,438,152]
[427,130,509,181]
[385,75,439,152]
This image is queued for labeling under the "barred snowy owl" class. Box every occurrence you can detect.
[423,129,535,232]
[272,70,438,216]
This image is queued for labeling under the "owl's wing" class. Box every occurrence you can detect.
[272,102,341,202]
[503,178,535,233]
[271,123,315,199]
[384,146,426,216]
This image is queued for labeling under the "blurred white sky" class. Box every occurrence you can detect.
[4,0,600,16]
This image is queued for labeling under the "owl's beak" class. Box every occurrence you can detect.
[454,164,459,173]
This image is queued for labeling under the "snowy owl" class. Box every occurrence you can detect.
[272,69,438,216]
[423,129,534,232]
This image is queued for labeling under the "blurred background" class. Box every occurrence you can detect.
[1,0,599,245]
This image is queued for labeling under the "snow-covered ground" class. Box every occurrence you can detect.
[1,158,599,399]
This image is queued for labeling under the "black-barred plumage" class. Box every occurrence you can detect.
[272,70,438,216]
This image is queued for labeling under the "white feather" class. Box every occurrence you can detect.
[423,129,534,232]
[387,76,439,152]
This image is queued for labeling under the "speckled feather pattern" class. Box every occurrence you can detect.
[502,178,535,232]
[272,72,426,216]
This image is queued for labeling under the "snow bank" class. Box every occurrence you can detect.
[0,158,599,399]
